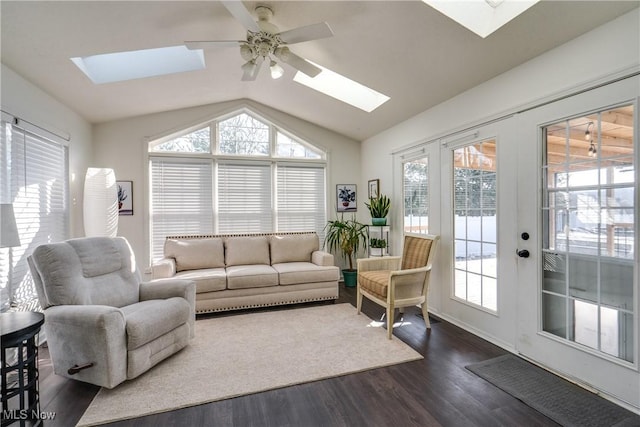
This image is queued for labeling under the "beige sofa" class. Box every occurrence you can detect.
[151,232,339,314]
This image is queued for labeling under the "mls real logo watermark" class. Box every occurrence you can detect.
[2,409,56,422]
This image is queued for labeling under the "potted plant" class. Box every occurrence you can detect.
[365,193,391,225]
[369,237,387,257]
[324,215,368,287]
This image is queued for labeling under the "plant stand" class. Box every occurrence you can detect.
[367,225,390,257]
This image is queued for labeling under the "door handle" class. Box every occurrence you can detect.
[517,249,530,258]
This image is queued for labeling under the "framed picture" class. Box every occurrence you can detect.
[117,181,133,215]
[368,179,380,198]
[336,184,357,212]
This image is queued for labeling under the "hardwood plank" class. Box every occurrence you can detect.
[34,285,560,426]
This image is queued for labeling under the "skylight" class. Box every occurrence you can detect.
[422,0,540,38]
[293,62,390,113]
[71,46,205,84]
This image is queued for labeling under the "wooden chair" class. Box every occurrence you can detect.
[357,233,440,339]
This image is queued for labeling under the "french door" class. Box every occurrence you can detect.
[516,76,639,409]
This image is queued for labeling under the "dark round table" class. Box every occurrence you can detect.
[1,311,45,427]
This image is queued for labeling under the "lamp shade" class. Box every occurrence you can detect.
[0,203,21,248]
[83,168,118,237]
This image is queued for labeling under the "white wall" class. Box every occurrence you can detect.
[363,10,639,201]
[93,98,361,270]
[361,7,639,403]
[1,63,93,238]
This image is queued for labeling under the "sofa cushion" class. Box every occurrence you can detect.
[121,298,190,350]
[165,238,225,272]
[270,234,319,264]
[175,268,226,293]
[226,265,278,289]
[225,236,270,266]
[272,262,340,286]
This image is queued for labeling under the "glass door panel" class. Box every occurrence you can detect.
[542,104,635,363]
[453,139,498,312]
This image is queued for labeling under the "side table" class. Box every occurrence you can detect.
[1,312,45,427]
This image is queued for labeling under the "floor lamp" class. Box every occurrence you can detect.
[83,168,118,237]
[1,203,21,312]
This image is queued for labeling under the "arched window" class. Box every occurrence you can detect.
[148,110,326,261]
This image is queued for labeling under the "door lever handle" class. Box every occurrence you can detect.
[517,249,530,258]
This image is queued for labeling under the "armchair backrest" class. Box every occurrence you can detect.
[401,233,439,270]
[28,236,141,309]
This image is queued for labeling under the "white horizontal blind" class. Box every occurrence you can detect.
[2,122,68,311]
[277,164,326,239]
[150,157,213,261]
[218,162,272,233]
[0,120,11,311]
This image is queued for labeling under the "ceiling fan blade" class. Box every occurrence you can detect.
[279,51,321,78]
[241,57,263,81]
[278,22,334,44]
[185,41,242,50]
[221,1,260,33]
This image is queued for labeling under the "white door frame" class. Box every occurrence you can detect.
[515,75,640,410]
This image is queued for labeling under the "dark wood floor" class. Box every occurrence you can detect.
[36,285,560,427]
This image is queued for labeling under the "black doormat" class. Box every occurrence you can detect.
[466,354,640,427]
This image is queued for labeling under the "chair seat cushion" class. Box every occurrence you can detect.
[122,298,190,350]
[358,270,391,300]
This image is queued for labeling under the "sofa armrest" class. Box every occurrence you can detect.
[140,279,196,338]
[357,256,402,273]
[44,305,128,388]
[151,258,176,279]
[311,250,334,267]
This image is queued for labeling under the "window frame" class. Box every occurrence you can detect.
[147,108,328,263]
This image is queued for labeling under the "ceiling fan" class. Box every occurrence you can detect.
[185,1,333,81]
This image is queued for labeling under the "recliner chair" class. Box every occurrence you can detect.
[28,236,196,389]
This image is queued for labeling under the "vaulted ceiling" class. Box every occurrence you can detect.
[1,1,638,141]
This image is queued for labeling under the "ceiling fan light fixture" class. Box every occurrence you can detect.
[241,60,257,74]
[240,44,254,61]
[270,60,284,79]
[274,46,290,61]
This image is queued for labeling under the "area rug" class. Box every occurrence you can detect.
[77,303,422,426]
[466,354,640,427]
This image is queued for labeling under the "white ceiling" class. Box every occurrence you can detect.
[1,1,638,141]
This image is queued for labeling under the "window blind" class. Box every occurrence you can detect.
[217,162,272,233]
[150,157,213,261]
[1,120,68,311]
[277,164,326,239]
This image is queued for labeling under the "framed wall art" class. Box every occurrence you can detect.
[336,184,357,212]
[368,179,380,198]
[117,181,133,215]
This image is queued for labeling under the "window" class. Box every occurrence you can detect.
[218,162,272,233]
[276,132,322,159]
[277,164,326,233]
[0,116,68,312]
[453,139,497,311]
[150,126,210,153]
[542,105,635,362]
[150,158,213,259]
[403,157,429,233]
[148,110,326,261]
[219,113,269,156]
